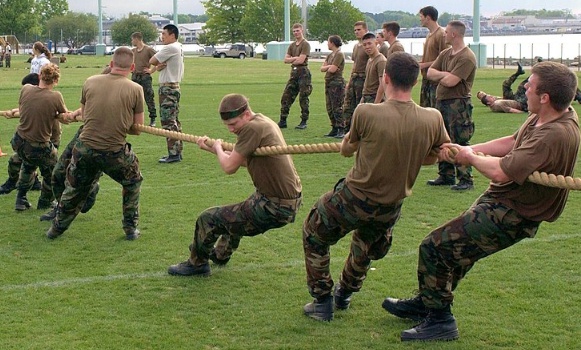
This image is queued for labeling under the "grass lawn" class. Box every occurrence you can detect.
[0,55,580,349]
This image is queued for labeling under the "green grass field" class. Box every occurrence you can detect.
[1,55,581,349]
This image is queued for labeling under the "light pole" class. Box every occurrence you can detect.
[76,29,79,47]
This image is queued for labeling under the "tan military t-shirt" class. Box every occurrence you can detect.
[346,100,450,204]
[378,42,389,58]
[234,114,302,199]
[17,84,67,143]
[421,27,448,78]
[352,43,368,74]
[387,40,405,56]
[80,74,144,152]
[324,50,345,82]
[489,109,580,222]
[132,45,156,74]
[362,53,387,95]
[287,39,310,66]
[432,46,477,100]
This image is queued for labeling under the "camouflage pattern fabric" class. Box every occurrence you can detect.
[53,139,142,234]
[10,132,57,203]
[436,98,474,182]
[6,152,21,183]
[280,67,312,121]
[420,79,438,108]
[341,75,365,129]
[132,73,157,119]
[502,74,528,111]
[51,126,99,202]
[159,85,182,156]
[325,78,345,128]
[303,178,403,298]
[361,94,376,103]
[417,192,540,309]
[189,191,301,265]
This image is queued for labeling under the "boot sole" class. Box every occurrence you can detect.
[401,329,459,341]
[304,312,333,321]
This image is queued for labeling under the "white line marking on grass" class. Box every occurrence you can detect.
[2,233,579,291]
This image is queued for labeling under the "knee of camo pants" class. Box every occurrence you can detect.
[159,86,180,124]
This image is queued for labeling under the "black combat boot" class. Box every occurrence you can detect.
[427,176,455,186]
[334,128,345,139]
[303,294,333,321]
[15,190,31,211]
[400,304,459,341]
[333,284,353,310]
[0,178,16,195]
[516,62,525,75]
[324,127,338,137]
[382,294,429,321]
[277,117,287,129]
[295,119,307,130]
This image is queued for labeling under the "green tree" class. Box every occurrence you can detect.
[308,0,363,42]
[45,12,97,48]
[110,15,159,46]
[0,0,41,41]
[202,0,247,44]
[35,0,68,25]
[241,0,301,44]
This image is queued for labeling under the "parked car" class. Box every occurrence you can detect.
[72,45,96,55]
[212,44,252,59]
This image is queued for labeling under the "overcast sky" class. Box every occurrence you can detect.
[67,0,581,19]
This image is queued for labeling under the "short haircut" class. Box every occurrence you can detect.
[328,35,342,48]
[39,63,60,85]
[384,52,419,91]
[112,47,134,70]
[219,94,249,120]
[131,32,143,40]
[21,73,39,86]
[354,21,367,30]
[163,24,179,39]
[362,32,376,41]
[419,6,439,21]
[292,23,303,29]
[382,21,400,36]
[448,21,466,36]
[531,61,578,111]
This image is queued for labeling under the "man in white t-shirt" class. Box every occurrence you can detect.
[150,24,185,163]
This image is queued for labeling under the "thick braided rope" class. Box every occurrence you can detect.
[135,124,342,155]
[447,147,581,190]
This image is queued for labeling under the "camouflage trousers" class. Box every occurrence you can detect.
[436,98,475,182]
[280,66,312,121]
[132,73,157,119]
[361,94,376,104]
[502,73,528,111]
[325,78,345,127]
[303,178,403,298]
[53,140,142,234]
[189,191,302,266]
[51,125,100,202]
[417,192,540,309]
[159,85,182,156]
[340,75,365,130]
[10,132,57,204]
[420,79,438,108]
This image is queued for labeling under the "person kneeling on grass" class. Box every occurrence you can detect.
[382,61,579,342]
[168,93,302,277]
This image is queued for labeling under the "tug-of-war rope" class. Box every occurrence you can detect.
[2,109,580,191]
[135,124,581,191]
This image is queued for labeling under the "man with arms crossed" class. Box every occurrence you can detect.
[426,21,477,191]
[131,32,158,127]
[419,6,449,108]
[150,24,184,164]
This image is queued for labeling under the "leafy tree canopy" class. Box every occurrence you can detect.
[241,0,301,44]
[110,15,159,46]
[45,12,97,48]
[308,0,363,42]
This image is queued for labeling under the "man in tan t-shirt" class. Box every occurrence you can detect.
[426,20,477,191]
[47,47,145,241]
[278,23,312,130]
[360,32,386,103]
[302,52,450,322]
[168,94,302,277]
[338,21,369,138]
[374,22,404,103]
[131,31,157,126]
[419,6,449,108]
